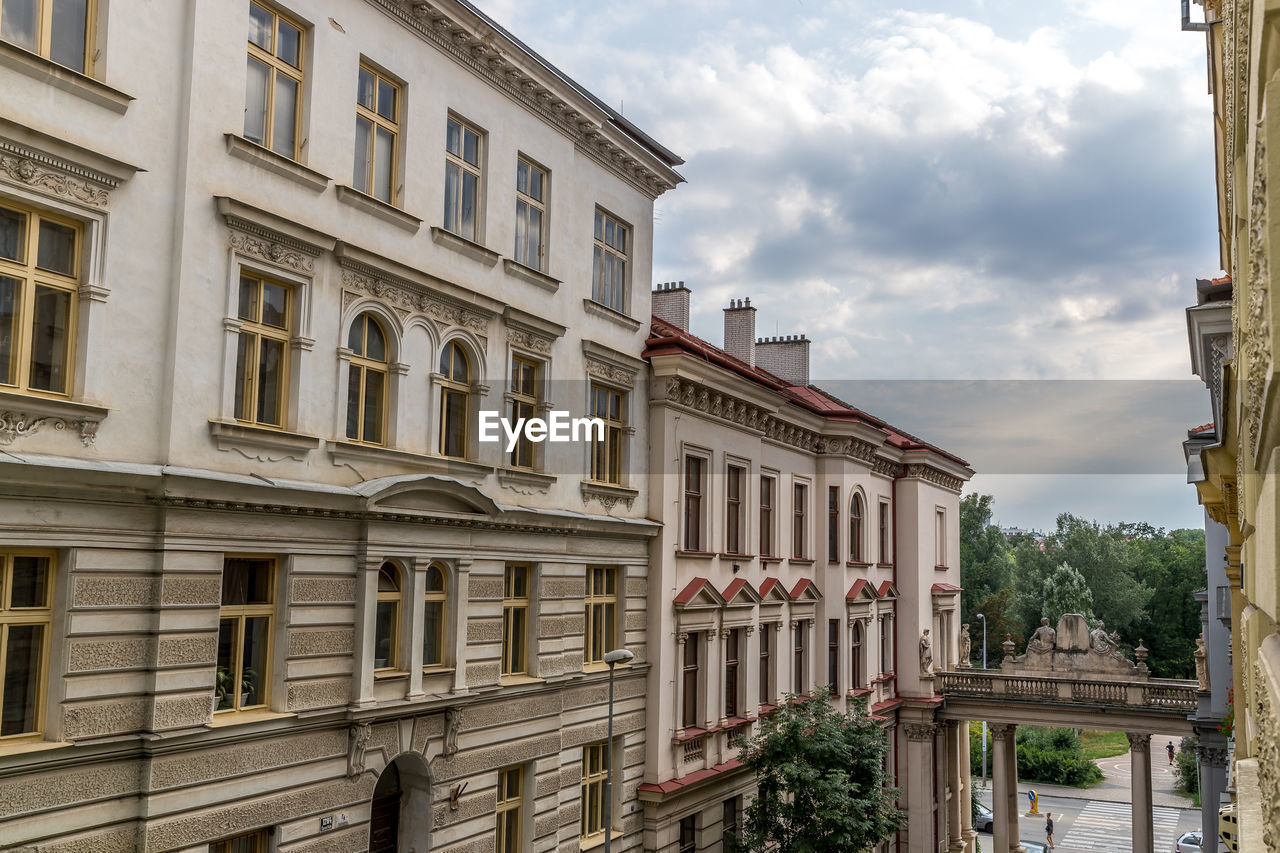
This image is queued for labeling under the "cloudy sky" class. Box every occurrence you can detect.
[484,0,1220,532]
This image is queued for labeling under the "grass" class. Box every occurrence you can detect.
[1078,730,1130,760]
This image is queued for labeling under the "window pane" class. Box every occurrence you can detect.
[271,74,298,157]
[362,369,384,443]
[215,618,237,711]
[463,128,478,165]
[374,127,394,203]
[514,200,528,265]
[442,389,466,458]
[261,281,287,328]
[36,220,76,276]
[0,208,25,262]
[357,66,375,110]
[276,19,301,67]
[374,601,396,668]
[594,210,603,240]
[591,246,602,301]
[443,161,459,231]
[510,608,525,672]
[460,170,476,241]
[241,616,269,706]
[237,275,258,321]
[0,0,37,51]
[10,556,49,608]
[446,119,461,156]
[426,566,445,592]
[353,116,372,193]
[528,208,542,269]
[221,558,272,605]
[248,2,273,50]
[377,78,396,120]
[49,0,88,72]
[365,318,385,361]
[345,364,361,440]
[451,346,468,382]
[233,332,252,420]
[244,57,270,145]
[529,166,543,201]
[422,600,443,665]
[1,624,43,736]
[516,160,528,195]
[256,336,283,426]
[28,285,70,393]
[0,276,19,386]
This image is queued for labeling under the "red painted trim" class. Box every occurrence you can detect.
[636,758,746,796]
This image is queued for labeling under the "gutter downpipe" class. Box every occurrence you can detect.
[1181,0,1210,31]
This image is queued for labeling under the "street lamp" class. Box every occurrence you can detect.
[603,648,635,853]
[976,613,988,789]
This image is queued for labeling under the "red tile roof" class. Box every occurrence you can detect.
[931,582,963,593]
[674,577,712,605]
[636,758,745,796]
[722,577,759,604]
[846,578,875,600]
[759,577,784,599]
[789,578,820,600]
[1190,422,1215,434]
[876,581,897,598]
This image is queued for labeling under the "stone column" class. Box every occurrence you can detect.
[352,556,381,707]
[744,624,759,718]
[707,627,723,729]
[959,721,976,853]
[947,722,964,853]
[1196,736,1229,852]
[1128,732,1153,853]
[990,723,1010,853]
[1004,724,1019,853]
[451,559,472,693]
[904,722,938,853]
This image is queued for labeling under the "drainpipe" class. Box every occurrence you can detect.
[1181,0,1210,31]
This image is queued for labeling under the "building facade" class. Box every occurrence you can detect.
[0,1,681,851]
[639,286,975,853]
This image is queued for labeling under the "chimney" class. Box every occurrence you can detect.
[723,298,757,366]
[652,281,690,330]
[755,334,810,386]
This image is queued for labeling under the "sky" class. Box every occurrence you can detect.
[481,0,1221,533]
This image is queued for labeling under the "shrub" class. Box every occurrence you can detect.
[1174,737,1199,796]
[1014,727,1103,787]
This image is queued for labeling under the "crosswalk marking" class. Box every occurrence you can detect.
[1056,800,1185,852]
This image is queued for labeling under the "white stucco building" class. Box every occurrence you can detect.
[0,1,681,851]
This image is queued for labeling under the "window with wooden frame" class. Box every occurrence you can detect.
[0,202,79,398]
[725,464,745,555]
[591,208,628,313]
[0,0,94,73]
[354,63,400,204]
[878,500,891,564]
[879,613,892,674]
[244,1,304,159]
[580,741,608,841]
[758,626,771,705]
[759,474,775,557]
[850,492,865,562]
[508,355,539,469]
[514,157,547,270]
[723,797,741,853]
[725,628,741,718]
[345,312,388,444]
[851,620,864,689]
[827,486,839,564]
[422,563,447,668]
[217,557,274,713]
[793,621,807,694]
[232,271,290,428]
[935,508,947,567]
[211,828,271,853]
[496,765,523,853]
[373,562,400,671]
[682,454,704,551]
[444,115,483,240]
[589,383,624,485]
[439,341,470,459]
[678,815,696,853]
[681,631,700,728]
[0,550,53,740]
[501,564,529,677]
[827,619,839,696]
[792,482,808,559]
[583,567,616,667]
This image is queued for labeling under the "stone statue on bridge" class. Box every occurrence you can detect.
[1027,618,1056,654]
[1002,612,1146,680]
[919,629,934,674]
[1090,620,1120,655]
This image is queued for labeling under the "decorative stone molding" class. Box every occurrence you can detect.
[987,723,1010,738]
[0,138,121,208]
[340,266,490,332]
[0,399,105,447]
[1252,659,1280,851]
[496,466,556,495]
[904,723,937,741]
[1197,744,1230,767]
[347,722,372,778]
[443,707,462,756]
[229,230,314,273]
[902,463,964,494]
[1243,118,1271,467]
[507,325,554,355]
[580,481,638,511]
[584,356,638,387]
[1125,732,1151,749]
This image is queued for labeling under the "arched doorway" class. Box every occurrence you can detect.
[369,753,433,853]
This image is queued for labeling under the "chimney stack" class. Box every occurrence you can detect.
[755,334,810,386]
[723,297,757,366]
[652,281,690,330]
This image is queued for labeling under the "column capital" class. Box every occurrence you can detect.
[988,723,1012,738]
[904,722,937,741]
[676,632,689,645]
[1126,731,1152,749]
[1197,744,1229,767]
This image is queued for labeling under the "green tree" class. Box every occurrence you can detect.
[1129,527,1205,678]
[959,493,1015,632]
[740,692,902,853]
[1039,562,1094,625]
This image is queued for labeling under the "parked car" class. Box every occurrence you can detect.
[974,802,994,833]
[1173,831,1204,852]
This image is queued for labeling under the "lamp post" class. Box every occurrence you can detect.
[976,613,988,789]
[603,648,634,853]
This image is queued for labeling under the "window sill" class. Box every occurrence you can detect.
[502,258,561,292]
[934,564,949,570]
[0,41,133,113]
[500,674,545,687]
[760,556,783,565]
[0,737,71,757]
[207,708,295,728]
[581,481,639,511]
[675,549,715,559]
[788,557,815,566]
[496,466,556,494]
[581,298,642,332]
[876,562,894,569]
[581,832,610,851]
[846,560,873,568]
[374,669,409,681]
[328,441,495,479]
[224,133,329,192]
[430,226,500,267]
[0,389,108,447]
[208,419,320,459]
[335,185,422,232]
[719,552,754,560]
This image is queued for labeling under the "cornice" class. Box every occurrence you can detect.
[901,463,965,494]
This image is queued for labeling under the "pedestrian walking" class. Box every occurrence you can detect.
[1167,740,1176,765]
[1045,812,1055,849]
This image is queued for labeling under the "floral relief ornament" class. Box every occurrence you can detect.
[0,153,109,208]
[0,410,98,446]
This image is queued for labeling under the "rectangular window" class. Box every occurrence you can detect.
[683,455,703,551]
[508,356,539,469]
[353,63,400,204]
[828,619,839,696]
[584,567,616,666]
[851,621,864,689]
[0,551,53,739]
[589,384,625,485]
[211,829,270,853]
[581,741,608,841]
[678,815,696,853]
[0,203,79,397]
[591,208,628,313]
[879,614,892,674]
[878,500,891,564]
[936,508,947,567]
[217,557,274,712]
[827,486,839,563]
[726,465,744,554]
[793,621,806,694]
[725,628,740,718]
[233,272,290,428]
[444,115,484,241]
[682,631,699,728]
[723,797,741,853]
[496,765,523,853]
[244,1,304,159]
[502,565,529,677]
[514,157,547,270]
[0,0,93,73]
[759,475,774,556]
[792,483,807,559]
[758,627,771,705]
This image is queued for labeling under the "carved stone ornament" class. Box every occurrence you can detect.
[902,463,964,494]
[1125,732,1151,750]
[1196,744,1230,768]
[584,356,636,387]
[443,707,461,756]
[0,409,99,446]
[919,629,934,674]
[1252,659,1280,852]
[1243,118,1271,468]
[904,723,937,741]
[580,483,636,512]
[507,326,553,355]
[229,231,315,273]
[0,141,114,209]
[1195,634,1209,691]
[347,722,372,778]
[341,268,488,332]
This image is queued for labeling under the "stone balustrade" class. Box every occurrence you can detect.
[938,669,1197,712]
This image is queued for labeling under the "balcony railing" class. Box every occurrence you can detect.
[937,670,1196,712]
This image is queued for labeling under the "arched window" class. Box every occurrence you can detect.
[851,620,864,689]
[422,563,447,667]
[374,562,400,671]
[346,313,388,444]
[439,341,470,458]
[850,492,865,562]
